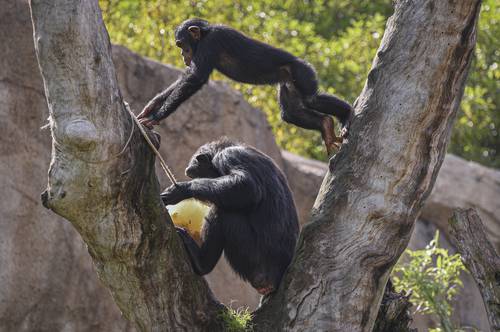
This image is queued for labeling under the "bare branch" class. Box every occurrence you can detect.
[449,208,500,331]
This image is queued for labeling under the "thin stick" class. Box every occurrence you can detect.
[125,103,177,186]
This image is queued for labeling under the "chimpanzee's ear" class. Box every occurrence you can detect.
[188,26,201,40]
[195,153,210,163]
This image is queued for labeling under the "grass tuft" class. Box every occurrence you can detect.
[219,306,253,332]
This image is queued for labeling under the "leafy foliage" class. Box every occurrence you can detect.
[219,306,253,332]
[392,232,468,332]
[450,0,500,168]
[99,0,499,167]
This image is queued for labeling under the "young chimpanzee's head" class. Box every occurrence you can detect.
[185,138,236,179]
[174,18,210,66]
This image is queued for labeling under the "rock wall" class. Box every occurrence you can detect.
[1,1,498,331]
[0,2,133,331]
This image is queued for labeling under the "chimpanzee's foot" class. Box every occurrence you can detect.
[340,125,349,139]
[326,140,343,156]
[321,117,343,155]
[340,109,354,139]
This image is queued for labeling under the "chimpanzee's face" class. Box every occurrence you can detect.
[185,152,220,179]
[176,39,193,66]
[175,25,201,67]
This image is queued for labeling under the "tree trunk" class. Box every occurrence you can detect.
[254,0,481,330]
[30,1,222,331]
[30,0,480,331]
[449,208,500,331]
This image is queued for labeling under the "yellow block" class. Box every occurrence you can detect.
[166,198,210,244]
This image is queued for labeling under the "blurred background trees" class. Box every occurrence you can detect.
[99,0,499,165]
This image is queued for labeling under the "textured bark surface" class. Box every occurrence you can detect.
[449,208,500,331]
[30,1,222,330]
[254,0,481,331]
[373,281,416,332]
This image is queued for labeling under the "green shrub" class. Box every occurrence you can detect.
[392,231,469,332]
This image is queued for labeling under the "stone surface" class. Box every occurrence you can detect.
[283,151,500,248]
[281,151,326,225]
[423,154,500,251]
[0,1,134,331]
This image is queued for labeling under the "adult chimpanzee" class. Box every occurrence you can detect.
[161,138,299,295]
[138,18,352,154]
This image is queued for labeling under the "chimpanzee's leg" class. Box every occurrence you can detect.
[278,83,341,154]
[176,208,225,275]
[304,94,352,125]
[278,83,322,130]
[289,60,353,137]
[221,211,280,295]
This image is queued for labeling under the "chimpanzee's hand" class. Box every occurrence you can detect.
[340,107,354,139]
[175,226,197,251]
[161,182,191,205]
[137,100,162,128]
[340,121,350,139]
[137,99,160,119]
[175,226,190,241]
[138,116,159,129]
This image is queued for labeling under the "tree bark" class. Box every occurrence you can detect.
[254,0,481,331]
[449,208,500,331]
[373,281,416,332]
[30,1,222,331]
[30,0,480,331]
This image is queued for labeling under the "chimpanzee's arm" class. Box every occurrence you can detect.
[161,171,262,210]
[139,80,179,117]
[175,211,224,275]
[189,171,262,209]
[151,59,214,122]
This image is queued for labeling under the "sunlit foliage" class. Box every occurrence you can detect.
[100,0,499,167]
[393,232,468,332]
[219,306,253,331]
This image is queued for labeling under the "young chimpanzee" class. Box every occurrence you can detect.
[138,18,352,154]
[161,138,299,295]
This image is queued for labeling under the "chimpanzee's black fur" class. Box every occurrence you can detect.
[161,138,299,294]
[140,18,352,150]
